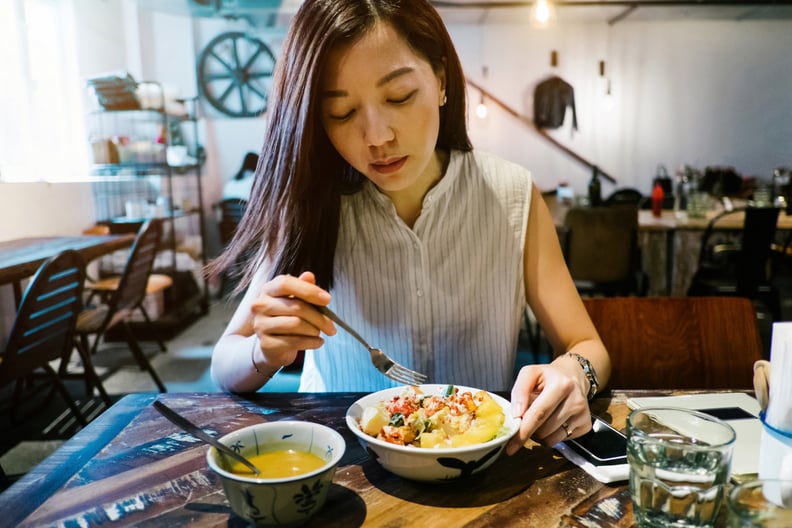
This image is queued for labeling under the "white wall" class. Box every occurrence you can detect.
[1,4,790,243]
[451,18,792,197]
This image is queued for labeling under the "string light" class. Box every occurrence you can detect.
[476,66,489,120]
[476,93,488,119]
[530,0,556,28]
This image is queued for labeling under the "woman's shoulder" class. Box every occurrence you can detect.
[451,149,533,187]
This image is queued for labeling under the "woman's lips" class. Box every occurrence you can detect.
[370,156,407,174]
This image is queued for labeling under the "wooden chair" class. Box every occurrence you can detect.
[582,296,763,390]
[0,250,105,426]
[73,219,167,394]
[561,205,648,296]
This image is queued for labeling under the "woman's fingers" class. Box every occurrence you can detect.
[506,364,592,455]
[252,274,336,337]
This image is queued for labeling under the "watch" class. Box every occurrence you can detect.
[566,353,599,400]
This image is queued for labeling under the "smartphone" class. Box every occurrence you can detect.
[564,416,627,466]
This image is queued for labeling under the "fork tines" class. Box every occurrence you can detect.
[386,364,428,385]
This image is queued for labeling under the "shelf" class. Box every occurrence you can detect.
[87,79,210,318]
[108,208,199,224]
[91,162,202,177]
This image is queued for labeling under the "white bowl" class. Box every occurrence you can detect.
[206,421,345,527]
[346,384,520,482]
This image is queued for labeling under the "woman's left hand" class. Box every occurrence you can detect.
[505,357,591,455]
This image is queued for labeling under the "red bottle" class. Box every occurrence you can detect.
[651,182,664,217]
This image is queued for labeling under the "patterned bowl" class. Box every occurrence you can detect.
[346,384,520,482]
[206,421,345,527]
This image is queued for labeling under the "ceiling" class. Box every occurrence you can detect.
[432,1,792,24]
[137,0,792,26]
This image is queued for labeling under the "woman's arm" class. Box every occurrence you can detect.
[211,270,335,393]
[507,183,612,454]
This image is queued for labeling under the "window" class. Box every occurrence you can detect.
[0,0,88,182]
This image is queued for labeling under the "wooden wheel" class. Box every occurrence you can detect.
[197,31,275,118]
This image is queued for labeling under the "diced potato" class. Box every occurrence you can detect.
[450,395,505,447]
[419,430,447,448]
[360,405,390,436]
[450,413,503,447]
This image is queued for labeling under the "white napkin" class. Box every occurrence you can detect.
[758,322,792,481]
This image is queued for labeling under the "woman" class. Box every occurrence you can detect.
[210,0,611,455]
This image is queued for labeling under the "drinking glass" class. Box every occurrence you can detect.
[627,408,736,528]
[687,191,710,219]
[728,479,792,527]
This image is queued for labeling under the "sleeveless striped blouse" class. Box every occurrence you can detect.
[299,149,532,392]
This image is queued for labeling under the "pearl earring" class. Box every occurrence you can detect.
[441,94,447,106]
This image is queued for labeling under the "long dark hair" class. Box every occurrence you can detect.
[209,0,472,292]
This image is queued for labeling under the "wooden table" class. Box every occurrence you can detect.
[0,234,135,304]
[0,390,735,527]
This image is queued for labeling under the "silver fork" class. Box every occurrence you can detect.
[314,304,428,385]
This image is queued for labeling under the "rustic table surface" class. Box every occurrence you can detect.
[0,389,737,527]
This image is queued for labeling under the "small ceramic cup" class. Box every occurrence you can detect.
[206,421,346,527]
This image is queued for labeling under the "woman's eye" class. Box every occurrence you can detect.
[327,109,354,121]
[388,90,416,104]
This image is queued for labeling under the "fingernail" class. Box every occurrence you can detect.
[318,291,331,302]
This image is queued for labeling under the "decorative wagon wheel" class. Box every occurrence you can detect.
[197,31,276,118]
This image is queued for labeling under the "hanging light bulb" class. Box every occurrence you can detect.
[530,0,556,28]
[476,93,488,119]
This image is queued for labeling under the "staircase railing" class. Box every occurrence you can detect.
[467,78,617,184]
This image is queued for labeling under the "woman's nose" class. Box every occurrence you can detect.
[362,108,394,147]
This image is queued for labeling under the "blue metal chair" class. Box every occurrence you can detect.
[0,250,101,425]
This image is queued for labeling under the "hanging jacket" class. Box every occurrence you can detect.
[533,76,578,130]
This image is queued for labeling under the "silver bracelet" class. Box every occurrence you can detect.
[250,336,282,380]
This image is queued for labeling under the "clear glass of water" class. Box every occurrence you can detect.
[728,479,792,527]
[627,408,737,528]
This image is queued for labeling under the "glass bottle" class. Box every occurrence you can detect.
[588,165,602,207]
[651,180,664,218]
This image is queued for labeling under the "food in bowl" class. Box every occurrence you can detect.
[346,384,520,482]
[206,421,345,527]
[358,385,506,448]
[227,449,327,478]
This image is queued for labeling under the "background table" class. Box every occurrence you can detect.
[0,389,737,527]
[0,234,135,304]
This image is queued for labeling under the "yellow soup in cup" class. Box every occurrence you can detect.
[228,449,326,478]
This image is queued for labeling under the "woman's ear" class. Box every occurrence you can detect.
[437,62,447,106]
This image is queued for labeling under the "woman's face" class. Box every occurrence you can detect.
[320,22,446,197]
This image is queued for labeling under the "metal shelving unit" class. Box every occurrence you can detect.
[86,78,209,334]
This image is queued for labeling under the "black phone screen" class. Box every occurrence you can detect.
[565,417,627,465]
[695,407,757,421]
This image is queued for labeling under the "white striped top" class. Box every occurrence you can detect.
[299,149,532,392]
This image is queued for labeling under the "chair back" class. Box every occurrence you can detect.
[218,198,247,246]
[604,188,644,206]
[582,296,762,390]
[562,205,645,295]
[1,250,85,382]
[737,207,780,295]
[695,206,780,296]
[111,219,162,314]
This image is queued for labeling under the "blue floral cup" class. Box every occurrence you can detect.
[206,420,345,527]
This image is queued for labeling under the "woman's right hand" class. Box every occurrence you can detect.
[249,271,336,369]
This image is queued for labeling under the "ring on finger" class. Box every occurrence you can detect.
[562,422,573,437]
